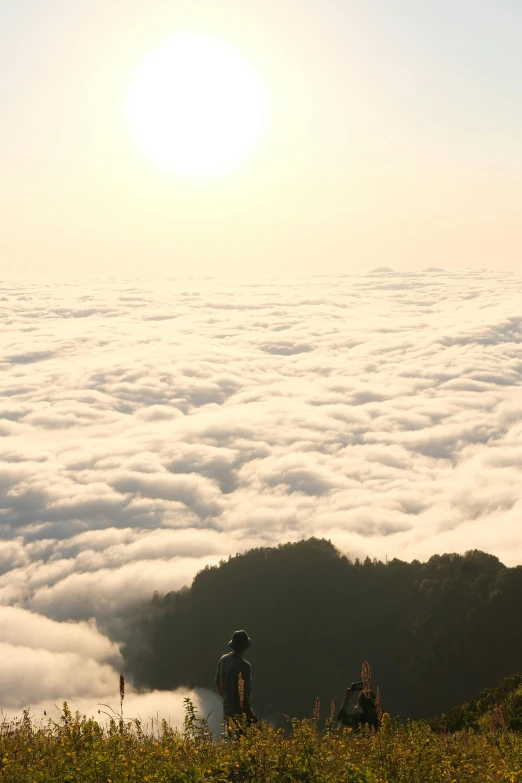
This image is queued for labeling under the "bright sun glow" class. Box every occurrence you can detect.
[125,34,269,178]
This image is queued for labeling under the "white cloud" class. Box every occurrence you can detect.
[0,608,119,707]
[0,605,221,730]
[0,606,119,660]
[1,271,522,706]
[27,556,223,621]
[0,643,119,706]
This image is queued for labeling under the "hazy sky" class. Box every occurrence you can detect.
[2,0,521,276]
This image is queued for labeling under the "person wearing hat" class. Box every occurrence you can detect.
[215,630,258,729]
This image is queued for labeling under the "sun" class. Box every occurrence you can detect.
[125,34,269,179]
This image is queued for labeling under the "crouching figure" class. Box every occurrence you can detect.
[337,682,380,732]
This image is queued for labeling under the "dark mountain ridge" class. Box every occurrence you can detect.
[122,538,522,720]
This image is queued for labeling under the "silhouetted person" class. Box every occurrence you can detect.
[215,629,258,733]
[337,683,380,731]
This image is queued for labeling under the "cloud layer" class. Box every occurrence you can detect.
[0,604,219,727]
[1,270,522,706]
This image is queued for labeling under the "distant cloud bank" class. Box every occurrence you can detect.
[1,270,522,710]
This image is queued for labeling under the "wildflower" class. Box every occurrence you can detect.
[361,660,372,694]
[381,713,392,737]
[238,672,245,709]
[375,685,383,721]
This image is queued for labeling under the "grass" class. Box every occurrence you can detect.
[0,699,522,783]
[429,673,522,734]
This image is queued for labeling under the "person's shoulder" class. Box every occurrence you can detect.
[218,652,232,664]
[242,657,252,669]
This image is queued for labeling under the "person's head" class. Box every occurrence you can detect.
[358,691,376,713]
[228,629,252,655]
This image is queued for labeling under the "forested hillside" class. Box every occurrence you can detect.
[430,672,522,732]
[122,538,522,720]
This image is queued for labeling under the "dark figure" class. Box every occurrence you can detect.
[337,683,380,731]
[215,629,258,733]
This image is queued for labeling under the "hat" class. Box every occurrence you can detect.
[228,630,252,650]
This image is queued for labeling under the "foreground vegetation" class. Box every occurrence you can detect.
[1,700,522,783]
[430,673,522,733]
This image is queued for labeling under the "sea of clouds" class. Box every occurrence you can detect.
[1,269,522,719]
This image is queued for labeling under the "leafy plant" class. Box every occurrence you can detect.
[1,697,522,783]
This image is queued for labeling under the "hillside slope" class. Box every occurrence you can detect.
[430,672,522,732]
